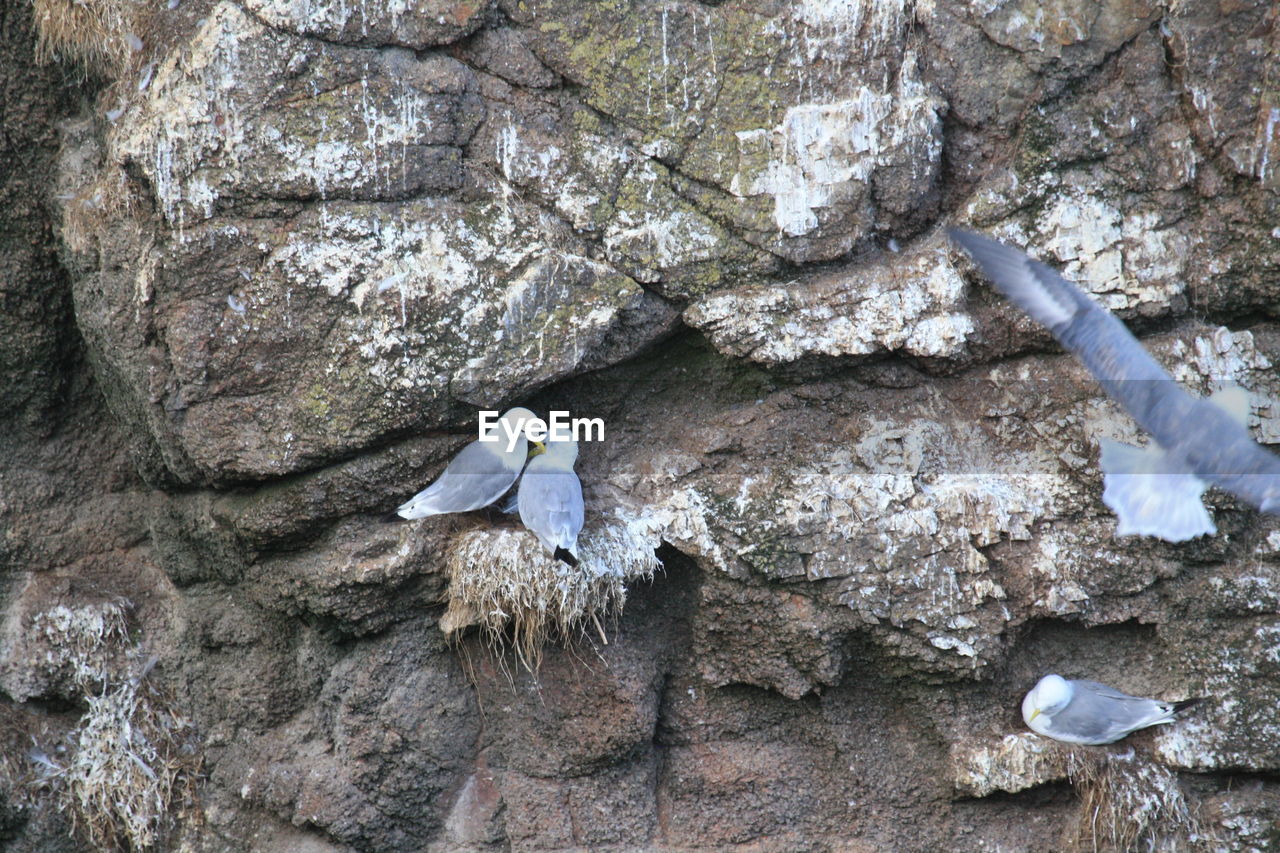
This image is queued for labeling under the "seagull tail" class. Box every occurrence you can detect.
[1099,438,1216,542]
[380,510,410,524]
[391,489,447,520]
[1172,697,1205,715]
[553,546,579,568]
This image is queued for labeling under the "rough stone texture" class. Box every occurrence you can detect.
[242,0,491,49]
[952,733,1070,799]
[4,0,1280,850]
[0,7,77,439]
[685,231,974,366]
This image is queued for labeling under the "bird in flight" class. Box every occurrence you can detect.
[950,228,1280,542]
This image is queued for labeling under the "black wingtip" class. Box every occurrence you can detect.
[1173,697,1205,715]
[380,510,408,524]
[553,546,579,567]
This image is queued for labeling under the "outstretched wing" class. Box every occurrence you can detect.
[952,228,1280,516]
[948,229,1081,332]
[1099,439,1215,542]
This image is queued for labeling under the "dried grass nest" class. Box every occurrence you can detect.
[18,600,201,852]
[1063,747,1214,852]
[32,0,148,75]
[441,509,662,671]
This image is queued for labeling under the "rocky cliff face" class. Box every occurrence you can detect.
[3,0,1280,849]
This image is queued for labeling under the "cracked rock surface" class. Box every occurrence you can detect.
[4,0,1280,850]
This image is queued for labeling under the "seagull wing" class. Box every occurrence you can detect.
[397,441,520,518]
[518,467,584,554]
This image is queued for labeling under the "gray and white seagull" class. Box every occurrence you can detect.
[950,228,1280,542]
[390,407,542,520]
[517,437,585,567]
[1022,674,1201,745]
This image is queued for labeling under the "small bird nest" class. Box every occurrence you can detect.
[442,509,661,671]
[21,601,201,852]
[1064,748,1212,852]
[31,0,147,76]
[58,656,202,851]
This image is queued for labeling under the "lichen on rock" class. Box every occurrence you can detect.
[7,0,1280,848]
[685,233,973,365]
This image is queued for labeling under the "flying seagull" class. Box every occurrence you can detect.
[950,228,1280,542]
[517,437,585,566]
[1022,673,1201,745]
[390,407,542,520]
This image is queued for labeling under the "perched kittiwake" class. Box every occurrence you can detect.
[1022,674,1201,745]
[950,228,1280,542]
[517,438,584,567]
[391,407,541,520]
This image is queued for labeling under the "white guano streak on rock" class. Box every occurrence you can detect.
[601,158,732,279]
[246,0,413,39]
[490,253,623,370]
[796,0,906,38]
[729,53,942,237]
[1170,326,1272,386]
[633,487,730,575]
[656,420,1060,661]
[1152,642,1280,772]
[1030,192,1187,312]
[268,76,428,200]
[604,207,724,271]
[686,244,972,363]
[1258,106,1280,184]
[1029,531,1087,614]
[1034,192,1125,302]
[271,206,486,304]
[493,118,630,232]
[798,422,1049,654]
[120,1,439,236]
[1167,326,1280,442]
[268,202,531,389]
[128,2,254,233]
[950,732,1069,798]
[732,92,887,237]
[496,123,563,185]
[788,0,909,69]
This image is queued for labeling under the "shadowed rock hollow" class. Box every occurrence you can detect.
[3,0,1280,850]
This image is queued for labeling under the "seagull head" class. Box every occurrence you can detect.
[500,407,540,436]
[1023,673,1073,729]
[542,437,580,467]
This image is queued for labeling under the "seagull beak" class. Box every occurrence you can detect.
[1028,708,1041,723]
[530,440,546,457]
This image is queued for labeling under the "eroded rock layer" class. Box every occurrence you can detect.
[3,0,1280,850]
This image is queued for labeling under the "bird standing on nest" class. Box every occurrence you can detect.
[389,407,543,520]
[518,437,585,566]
